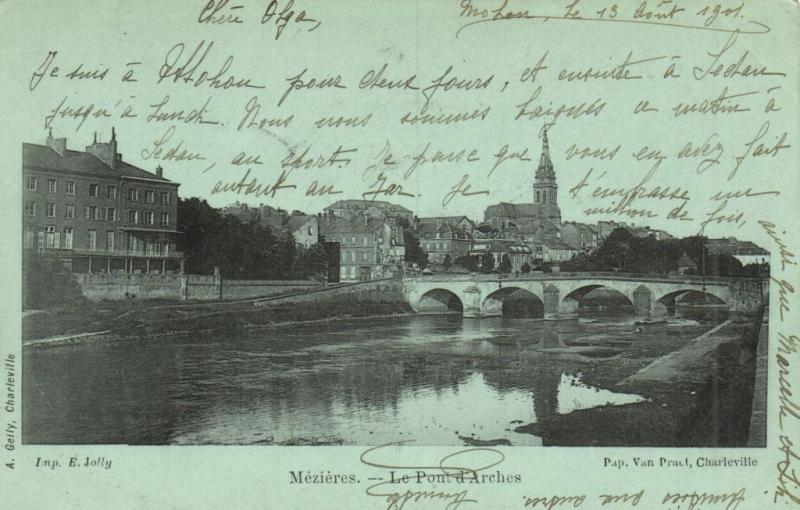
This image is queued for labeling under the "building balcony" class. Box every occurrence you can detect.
[34,247,184,259]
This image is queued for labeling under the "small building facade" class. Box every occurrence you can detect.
[415,221,474,266]
[319,215,405,281]
[538,239,579,264]
[560,222,600,253]
[469,240,532,273]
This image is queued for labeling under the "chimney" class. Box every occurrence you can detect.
[85,128,119,169]
[156,165,163,178]
[45,128,67,156]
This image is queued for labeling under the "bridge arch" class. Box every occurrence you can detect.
[561,283,635,316]
[653,288,728,306]
[653,289,727,317]
[415,288,464,314]
[483,287,544,317]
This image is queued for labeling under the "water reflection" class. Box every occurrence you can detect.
[25,315,664,446]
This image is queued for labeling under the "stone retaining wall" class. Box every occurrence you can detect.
[75,273,321,301]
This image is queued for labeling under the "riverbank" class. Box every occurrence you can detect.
[515,309,765,446]
[23,297,414,347]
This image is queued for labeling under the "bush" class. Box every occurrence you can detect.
[22,253,86,310]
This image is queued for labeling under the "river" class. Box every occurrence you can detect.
[22,311,721,446]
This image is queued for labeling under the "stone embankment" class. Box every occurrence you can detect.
[516,308,767,447]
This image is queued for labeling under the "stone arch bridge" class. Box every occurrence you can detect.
[403,273,767,318]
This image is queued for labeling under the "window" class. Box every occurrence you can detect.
[161,192,170,205]
[89,184,99,197]
[145,190,155,203]
[44,225,58,249]
[46,202,56,217]
[363,236,368,246]
[160,212,170,227]
[127,235,139,253]
[63,228,73,250]
[106,207,117,221]
[24,227,35,249]
[26,176,37,191]
[47,179,57,193]
[65,181,75,195]
[144,211,154,225]
[86,206,97,220]
[25,201,36,216]
[88,230,97,251]
[107,185,117,199]
[106,231,115,253]
[129,210,140,224]
[127,188,138,201]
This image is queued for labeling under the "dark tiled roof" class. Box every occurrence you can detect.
[415,222,472,240]
[470,240,531,254]
[23,143,172,183]
[286,215,314,232]
[325,199,411,213]
[706,239,769,255]
[418,216,476,227]
[543,239,578,250]
[319,216,387,235]
[485,202,552,219]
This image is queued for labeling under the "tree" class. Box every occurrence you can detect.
[23,253,86,309]
[480,253,495,273]
[177,197,299,279]
[521,262,532,273]
[455,255,478,272]
[442,254,452,269]
[403,229,428,269]
[293,243,329,279]
[499,254,512,273]
[557,229,758,277]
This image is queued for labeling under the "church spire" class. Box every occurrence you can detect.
[536,128,555,180]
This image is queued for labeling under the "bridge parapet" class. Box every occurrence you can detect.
[403,273,767,318]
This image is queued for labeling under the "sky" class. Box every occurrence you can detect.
[2,0,798,242]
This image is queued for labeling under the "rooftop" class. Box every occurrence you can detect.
[23,131,175,185]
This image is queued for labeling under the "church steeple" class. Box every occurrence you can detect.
[536,129,555,180]
[533,127,561,223]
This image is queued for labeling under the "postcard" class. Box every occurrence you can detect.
[1,0,799,508]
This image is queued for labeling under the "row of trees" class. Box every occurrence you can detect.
[561,229,767,277]
[178,201,448,279]
[177,198,327,279]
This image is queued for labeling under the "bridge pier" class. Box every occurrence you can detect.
[462,287,505,318]
[462,287,482,318]
[633,285,652,318]
[543,284,559,318]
